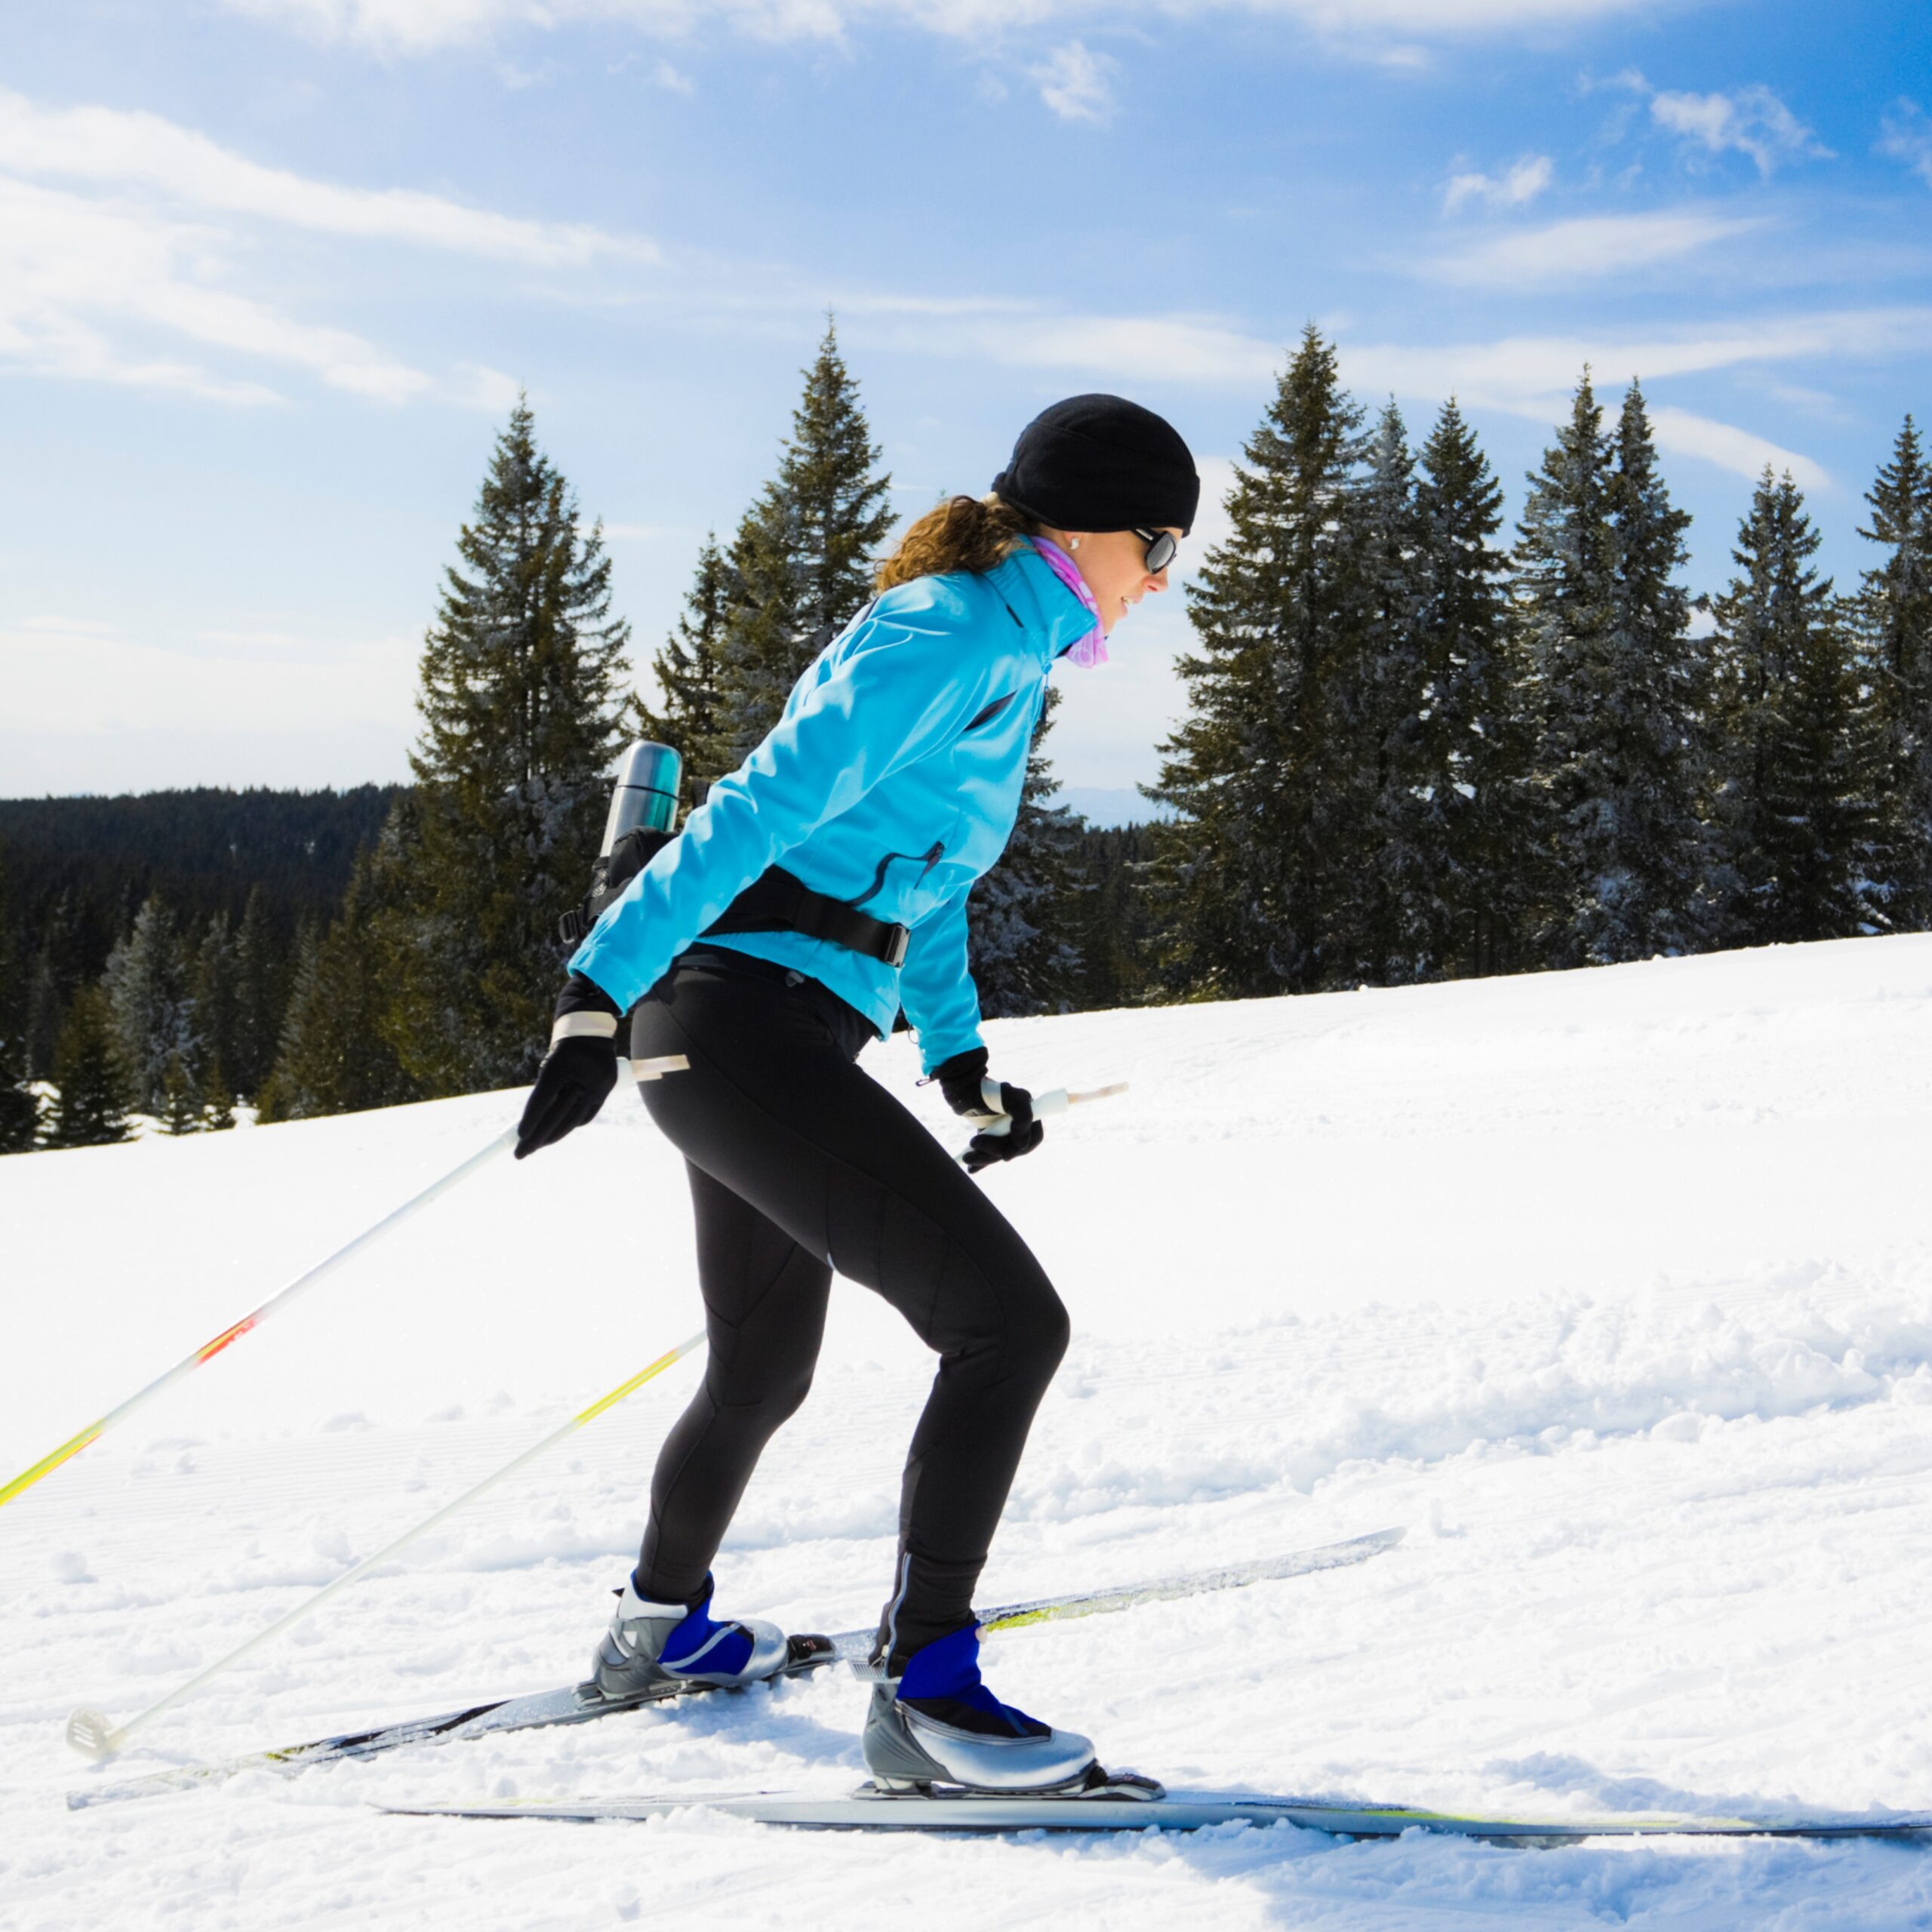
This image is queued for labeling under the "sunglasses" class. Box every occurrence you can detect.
[1134,528,1180,574]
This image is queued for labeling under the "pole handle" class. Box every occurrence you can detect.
[964,1080,1129,1138]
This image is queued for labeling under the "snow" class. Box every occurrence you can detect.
[8,934,1932,1927]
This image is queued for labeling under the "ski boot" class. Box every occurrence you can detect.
[590,1573,792,1700]
[863,1623,1155,1797]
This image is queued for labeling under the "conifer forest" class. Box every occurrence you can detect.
[5,322,1928,1152]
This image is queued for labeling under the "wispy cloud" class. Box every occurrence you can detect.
[1644,405,1830,491]
[1649,83,1832,176]
[0,89,652,265]
[1428,208,1764,288]
[0,177,429,402]
[1878,98,1932,187]
[1443,154,1552,214]
[1031,40,1115,123]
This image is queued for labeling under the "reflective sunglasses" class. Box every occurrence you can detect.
[1134,527,1180,574]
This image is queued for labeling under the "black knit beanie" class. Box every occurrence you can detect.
[992,394,1200,537]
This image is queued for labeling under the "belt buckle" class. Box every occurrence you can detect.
[884,924,910,969]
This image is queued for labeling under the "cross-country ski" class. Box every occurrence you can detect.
[66,1529,1402,1809]
[384,1787,1932,1843]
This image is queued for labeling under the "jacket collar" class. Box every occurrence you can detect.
[997,543,1101,665]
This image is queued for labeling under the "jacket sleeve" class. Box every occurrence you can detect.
[897,882,983,1075]
[568,596,1004,1014]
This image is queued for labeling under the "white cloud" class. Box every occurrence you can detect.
[0,89,651,266]
[1031,41,1115,122]
[1442,154,1553,214]
[1429,209,1765,288]
[1649,84,1831,176]
[652,57,696,91]
[0,177,431,401]
[1644,405,1830,490]
[1878,99,1932,188]
[219,0,1686,57]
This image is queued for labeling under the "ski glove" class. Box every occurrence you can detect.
[515,974,623,1160]
[933,1047,1044,1174]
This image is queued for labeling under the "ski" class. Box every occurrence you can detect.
[384,1783,1932,1843]
[65,1526,1401,1810]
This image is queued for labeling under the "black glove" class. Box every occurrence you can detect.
[933,1048,1044,1174]
[515,974,623,1160]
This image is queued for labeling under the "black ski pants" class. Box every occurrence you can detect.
[628,948,1069,1665]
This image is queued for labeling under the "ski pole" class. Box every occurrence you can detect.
[2,1128,516,1515]
[964,1080,1130,1140]
[66,1327,707,1761]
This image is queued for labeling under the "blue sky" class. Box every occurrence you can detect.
[2,0,1928,802]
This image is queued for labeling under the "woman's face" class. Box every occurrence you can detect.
[1051,525,1180,635]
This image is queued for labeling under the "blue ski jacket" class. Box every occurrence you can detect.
[568,543,1096,1074]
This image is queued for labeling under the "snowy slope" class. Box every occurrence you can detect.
[8,937,1932,1928]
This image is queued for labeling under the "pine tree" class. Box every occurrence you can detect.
[968,688,1086,1017]
[1149,325,1371,996]
[158,1049,202,1135]
[266,845,421,1121]
[45,986,132,1149]
[1392,398,1536,978]
[1517,374,1708,965]
[1859,417,1932,925]
[634,534,736,787]
[255,919,321,1122]
[1712,469,1881,943]
[383,401,630,1095]
[192,911,238,1097]
[202,1059,238,1132]
[102,896,198,1115]
[715,323,894,765]
[0,863,39,1152]
[228,886,281,1099]
[1352,401,1424,980]
[1072,823,1158,1011]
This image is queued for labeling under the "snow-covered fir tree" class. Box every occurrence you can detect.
[383,400,629,1095]
[102,896,199,1115]
[44,986,131,1148]
[634,534,736,788]
[1712,469,1881,944]
[715,324,894,765]
[1858,416,1932,925]
[968,687,1085,1017]
[1516,374,1709,965]
[1149,325,1372,996]
[1389,398,1537,978]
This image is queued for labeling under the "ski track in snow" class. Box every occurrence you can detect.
[8,935,1932,1927]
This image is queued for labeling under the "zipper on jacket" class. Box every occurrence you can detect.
[848,841,945,911]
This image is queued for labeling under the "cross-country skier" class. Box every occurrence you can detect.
[515,394,1198,1794]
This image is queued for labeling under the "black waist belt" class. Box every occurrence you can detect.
[703,866,910,969]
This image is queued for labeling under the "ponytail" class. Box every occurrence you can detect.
[874,494,1041,592]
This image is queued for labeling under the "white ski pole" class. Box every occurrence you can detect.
[66,1328,708,1761]
[964,1080,1130,1140]
[3,1128,516,1515]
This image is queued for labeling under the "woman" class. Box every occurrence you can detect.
[516,392,1198,1794]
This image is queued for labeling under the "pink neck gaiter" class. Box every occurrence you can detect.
[1029,537,1109,669]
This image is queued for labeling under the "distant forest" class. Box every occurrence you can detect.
[2,318,1927,1156]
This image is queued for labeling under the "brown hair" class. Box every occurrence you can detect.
[874,494,1041,592]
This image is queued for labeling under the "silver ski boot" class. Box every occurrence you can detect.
[861,1622,1102,1794]
[591,1577,791,1700]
